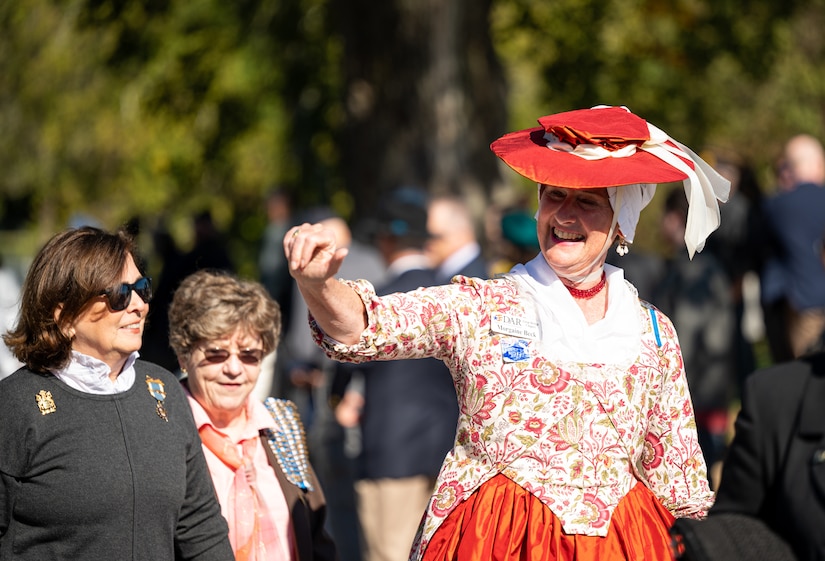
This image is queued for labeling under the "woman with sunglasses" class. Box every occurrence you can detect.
[0,226,233,560]
[168,269,338,561]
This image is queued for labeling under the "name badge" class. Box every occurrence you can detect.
[491,313,539,340]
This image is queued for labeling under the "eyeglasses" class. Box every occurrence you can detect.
[200,347,264,366]
[101,277,153,311]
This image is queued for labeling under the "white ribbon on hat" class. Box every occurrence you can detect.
[545,134,639,161]
[605,183,655,246]
[543,117,730,258]
[641,124,730,257]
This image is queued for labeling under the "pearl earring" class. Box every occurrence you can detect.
[616,237,629,256]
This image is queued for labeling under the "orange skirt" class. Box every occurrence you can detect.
[422,474,675,561]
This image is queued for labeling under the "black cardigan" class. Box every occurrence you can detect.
[0,361,233,561]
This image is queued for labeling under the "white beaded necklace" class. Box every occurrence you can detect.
[263,398,314,491]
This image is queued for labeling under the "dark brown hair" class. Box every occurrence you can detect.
[168,269,281,360]
[2,227,141,372]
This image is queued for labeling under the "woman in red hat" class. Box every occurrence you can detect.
[284,106,728,561]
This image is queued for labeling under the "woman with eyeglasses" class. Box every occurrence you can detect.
[0,226,234,560]
[168,268,338,561]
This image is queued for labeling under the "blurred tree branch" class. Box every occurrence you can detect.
[1,0,825,274]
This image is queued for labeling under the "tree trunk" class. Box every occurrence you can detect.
[333,0,508,223]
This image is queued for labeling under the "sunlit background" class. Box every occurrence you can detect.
[1,0,822,289]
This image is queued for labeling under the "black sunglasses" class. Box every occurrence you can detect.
[200,347,264,366]
[101,277,153,311]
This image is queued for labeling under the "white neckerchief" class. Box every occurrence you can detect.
[507,255,642,365]
[52,350,138,394]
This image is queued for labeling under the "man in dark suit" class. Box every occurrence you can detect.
[332,188,459,561]
[709,349,825,560]
[708,228,825,560]
[760,134,825,362]
[426,195,489,283]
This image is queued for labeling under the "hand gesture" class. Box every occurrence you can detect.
[284,223,349,285]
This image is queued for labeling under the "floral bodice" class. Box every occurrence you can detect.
[312,275,713,559]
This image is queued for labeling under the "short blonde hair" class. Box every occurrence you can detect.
[168,269,281,359]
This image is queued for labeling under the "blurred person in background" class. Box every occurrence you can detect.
[487,206,542,277]
[0,226,232,560]
[259,188,296,332]
[331,188,458,561]
[701,153,763,391]
[652,188,736,487]
[143,211,235,373]
[760,134,825,362]
[276,207,386,423]
[275,206,386,561]
[704,290,825,561]
[0,255,22,379]
[169,269,338,561]
[426,195,489,282]
[140,218,184,372]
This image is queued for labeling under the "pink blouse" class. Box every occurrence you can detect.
[187,394,296,561]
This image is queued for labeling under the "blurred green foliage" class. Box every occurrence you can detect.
[2,0,825,275]
[490,0,825,254]
[0,0,342,278]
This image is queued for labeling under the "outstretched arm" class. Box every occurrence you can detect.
[284,223,368,345]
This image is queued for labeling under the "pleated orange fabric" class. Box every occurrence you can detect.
[422,474,675,561]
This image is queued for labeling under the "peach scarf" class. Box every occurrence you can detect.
[199,424,280,561]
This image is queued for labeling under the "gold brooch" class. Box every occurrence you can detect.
[145,375,169,422]
[36,390,56,415]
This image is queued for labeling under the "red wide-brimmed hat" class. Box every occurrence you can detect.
[491,106,695,187]
[490,106,731,258]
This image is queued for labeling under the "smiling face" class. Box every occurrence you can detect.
[68,254,148,376]
[536,185,616,279]
[181,327,264,428]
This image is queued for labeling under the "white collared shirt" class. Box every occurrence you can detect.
[386,253,431,277]
[52,351,138,394]
[438,242,482,279]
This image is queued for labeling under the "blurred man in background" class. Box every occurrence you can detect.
[426,195,488,282]
[761,134,825,361]
[333,188,458,561]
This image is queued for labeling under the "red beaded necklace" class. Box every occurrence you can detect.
[565,272,607,300]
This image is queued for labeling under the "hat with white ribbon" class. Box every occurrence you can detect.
[491,105,730,257]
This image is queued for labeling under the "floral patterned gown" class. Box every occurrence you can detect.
[312,260,713,561]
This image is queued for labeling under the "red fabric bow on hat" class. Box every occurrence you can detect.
[491,106,692,188]
[541,108,650,151]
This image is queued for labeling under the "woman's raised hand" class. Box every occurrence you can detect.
[283,222,365,344]
[284,223,349,285]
